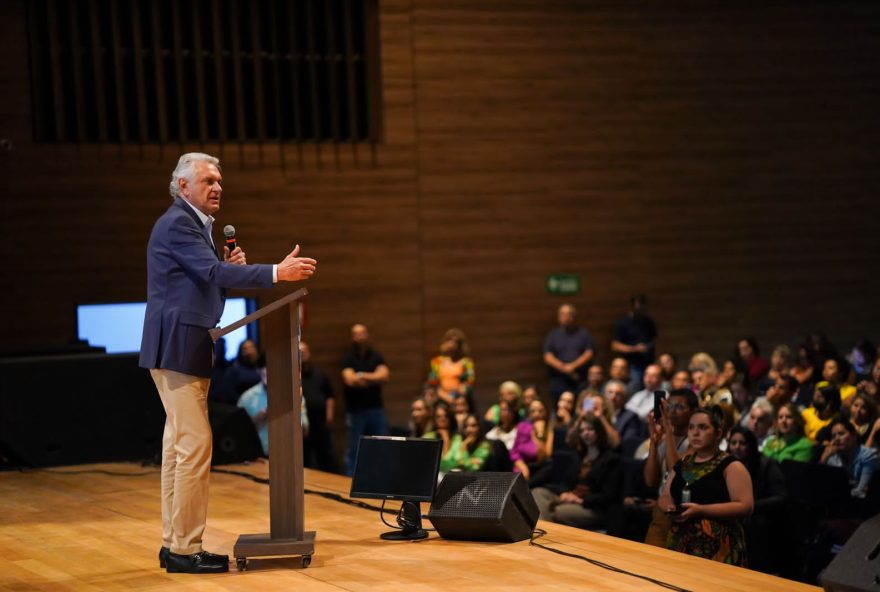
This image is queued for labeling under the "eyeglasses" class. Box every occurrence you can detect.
[668,403,688,411]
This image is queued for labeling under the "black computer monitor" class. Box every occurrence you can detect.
[350,436,442,540]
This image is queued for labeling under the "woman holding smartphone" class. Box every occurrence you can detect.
[659,406,753,566]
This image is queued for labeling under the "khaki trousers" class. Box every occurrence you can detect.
[150,369,212,555]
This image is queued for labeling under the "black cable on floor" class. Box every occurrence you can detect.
[529,528,692,592]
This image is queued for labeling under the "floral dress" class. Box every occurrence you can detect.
[666,452,748,567]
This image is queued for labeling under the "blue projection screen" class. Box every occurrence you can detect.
[77,299,251,361]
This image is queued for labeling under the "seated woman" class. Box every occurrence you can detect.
[510,399,555,482]
[453,395,475,433]
[485,399,520,451]
[660,407,753,567]
[584,390,621,450]
[408,397,433,438]
[423,402,457,468]
[762,402,813,463]
[727,426,787,573]
[530,415,621,531]
[555,390,577,428]
[522,384,540,408]
[821,357,856,403]
[820,418,879,499]
[426,328,475,406]
[442,413,492,472]
[484,381,524,425]
[848,392,878,444]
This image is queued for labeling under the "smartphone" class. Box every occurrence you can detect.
[653,390,667,419]
[582,396,595,413]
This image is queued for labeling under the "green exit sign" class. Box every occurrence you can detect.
[546,274,580,295]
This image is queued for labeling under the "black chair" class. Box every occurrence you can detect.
[482,439,513,472]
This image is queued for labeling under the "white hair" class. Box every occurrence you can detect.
[169,152,220,198]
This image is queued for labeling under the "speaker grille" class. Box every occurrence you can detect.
[431,472,514,520]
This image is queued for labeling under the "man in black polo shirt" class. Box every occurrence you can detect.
[340,324,390,475]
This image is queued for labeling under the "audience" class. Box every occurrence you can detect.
[300,341,338,472]
[743,399,773,450]
[305,302,878,577]
[213,339,262,404]
[485,399,520,451]
[849,393,878,444]
[762,403,813,463]
[510,399,553,480]
[736,336,770,386]
[543,303,595,401]
[856,357,880,398]
[626,363,663,422]
[555,390,576,428]
[670,369,691,390]
[660,407,753,567]
[531,414,621,530]
[409,397,433,438]
[802,384,842,442]
[341,323,390,475]
[442,413,492,472]
[657,352,678,387]
[426,328,475,405]
[611,294,657,387]
[821,357,856,402]
[608,357,633,394]
[727,426,787,574]
[453,395,474,433]
[586,364,605,394]
[485,380,523,424]
[821,418,879,498]
[605,379,644,446]
[643,389,698,547]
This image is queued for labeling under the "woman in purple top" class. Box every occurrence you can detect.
[511,399,553,480]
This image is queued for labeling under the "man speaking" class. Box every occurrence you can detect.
[140,153,316,574]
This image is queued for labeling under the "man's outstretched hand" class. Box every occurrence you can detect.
[277,244,317,281]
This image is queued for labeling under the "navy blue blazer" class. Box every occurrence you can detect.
[139,198,274,378]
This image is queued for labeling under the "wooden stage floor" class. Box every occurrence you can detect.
[0,462,818,591]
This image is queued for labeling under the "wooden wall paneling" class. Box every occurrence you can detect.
[1,0,878,441]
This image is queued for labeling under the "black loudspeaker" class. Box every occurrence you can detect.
[208,403,264,465]
[820,513,880,592]
[427,472,540,542]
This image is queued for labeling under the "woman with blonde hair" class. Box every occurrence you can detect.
[484,380,524,424]
[427,328,475,405]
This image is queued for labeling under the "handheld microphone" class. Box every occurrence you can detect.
[223,225,236,252]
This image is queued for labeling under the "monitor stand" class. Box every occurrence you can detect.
[380,501,428,541]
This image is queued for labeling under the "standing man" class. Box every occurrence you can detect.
[140,153,316,574]
[543,303,595,402]
[301,340,338,473]
[611,294,657,389]
[341,324,390,475]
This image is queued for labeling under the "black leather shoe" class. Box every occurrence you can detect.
[165,551,230,573]
[200,550,229,564]
[160,547,228,569]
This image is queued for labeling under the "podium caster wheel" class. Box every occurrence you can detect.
[301,555,311,568]
[236,558,247,571]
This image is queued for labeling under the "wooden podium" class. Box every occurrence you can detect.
[209,288,315,570]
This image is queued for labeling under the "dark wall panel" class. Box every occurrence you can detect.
[0,0,878,434]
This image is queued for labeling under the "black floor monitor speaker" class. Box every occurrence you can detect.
[208,403,264,465]
[820,513,880,592]
[427,472,540,543]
